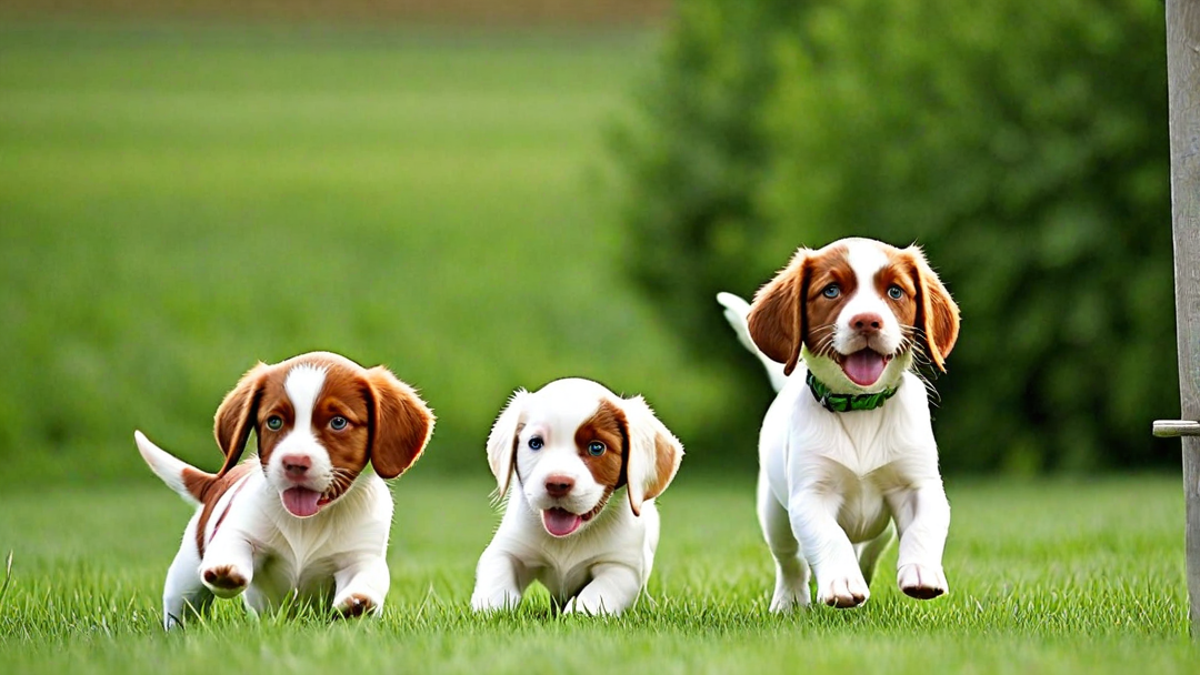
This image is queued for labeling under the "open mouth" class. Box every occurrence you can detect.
[838,349,893,387]
[541,504,603,538]
[281,486,334,518]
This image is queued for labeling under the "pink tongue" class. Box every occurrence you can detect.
[842,350,887,386]
[542,508,583,537]
[282,487,322,517]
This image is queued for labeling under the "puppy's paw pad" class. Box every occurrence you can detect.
[817,575,869,608]
[898,564,947,600]
[335,593,377,619]
[201,565,248,593]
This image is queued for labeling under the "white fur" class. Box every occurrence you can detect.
[135,363,393,630]
[471,378,682,616]
[264,364,337,499]
[721,239,951,611]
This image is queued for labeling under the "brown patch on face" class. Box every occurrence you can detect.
[874,256,921,335]
[801,245,856,359]
[574,399,628,492]
[189,462,255,556]
[749,243,858,373]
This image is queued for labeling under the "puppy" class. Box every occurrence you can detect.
[718,237,960,611]
[135,351,434,629]
[470,378,683,616]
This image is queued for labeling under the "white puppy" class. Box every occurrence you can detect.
[719,237,960,611]
[470,378,684,616]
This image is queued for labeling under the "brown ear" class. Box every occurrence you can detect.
[213,362,269,477]
[907,247,960,372]
[619,396,684,517]
[365,367,435,479]
[747,248,812,376]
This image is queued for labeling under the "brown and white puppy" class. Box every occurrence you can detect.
[135,351,434,629]
[718,237,960,611]
[470,377,683,615]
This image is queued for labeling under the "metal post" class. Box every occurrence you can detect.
[1161,0,1200,637]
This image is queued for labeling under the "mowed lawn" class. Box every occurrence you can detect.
[0,476,1193,673]
[0,22,1196,675]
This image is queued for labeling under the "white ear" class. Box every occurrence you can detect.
[486,389,529,498]
[619,395,684,516]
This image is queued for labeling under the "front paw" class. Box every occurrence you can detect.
[470,589,522,613]
[563,595,624,616]
[898,563,948,600]
[334,592,380,619]
[816,572,870,608]
[201,564,249,598]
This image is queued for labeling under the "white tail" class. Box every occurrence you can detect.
[134,430,205,506]
[716,292,790,393]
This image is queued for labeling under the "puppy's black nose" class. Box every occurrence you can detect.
[545,475,575,499]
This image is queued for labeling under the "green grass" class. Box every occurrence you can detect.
[0,476,1194,673]
[0,23,739,485]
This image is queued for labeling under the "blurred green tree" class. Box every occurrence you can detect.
[614,0,1178,471]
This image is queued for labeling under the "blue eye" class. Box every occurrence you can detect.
[329,416,348,431]
[266,416,283,431]
[822,284,840,299]
[887,285,904,300]
[528,436,544,451]
[587,441,606,457]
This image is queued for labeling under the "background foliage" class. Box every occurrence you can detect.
[616,0,1178,472]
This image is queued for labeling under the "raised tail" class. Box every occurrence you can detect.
[134,430,212,506]
[716,292,790,393]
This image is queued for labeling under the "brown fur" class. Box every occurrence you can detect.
[185,463,255,556]
[195,352,434,534]
[749,240,959,373]
[575,399,628,491]
[749,244,853,373]
[642,433,679,502]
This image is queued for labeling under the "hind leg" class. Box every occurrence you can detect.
[162,520,213,630]
[757,472,810,613]
[854,521,896,587]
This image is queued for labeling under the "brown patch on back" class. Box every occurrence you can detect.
[190,463,255,556]
[574,399,628,490]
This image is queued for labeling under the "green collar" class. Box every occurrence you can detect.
[806,370,898,413]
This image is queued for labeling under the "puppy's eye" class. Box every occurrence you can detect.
[887,285,904,300]
[587,441,606,457]
[266,416,283,431]
[821,283,840,299]
[329,416,348,431]
[528,436,544,451]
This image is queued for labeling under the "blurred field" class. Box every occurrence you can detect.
[0,476,1194,673]
[0,23,746,485]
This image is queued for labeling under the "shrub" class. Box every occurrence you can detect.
[616,0,1177,471]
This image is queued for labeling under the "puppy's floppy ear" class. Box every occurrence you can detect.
[748,248,813,376]
[486,389,530,498]
[213,362,270,477]
[365,367,435,480]
[905,246,960,372]
[619,395,684,517]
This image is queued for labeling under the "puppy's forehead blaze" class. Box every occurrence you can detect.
[574,399,627,489]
